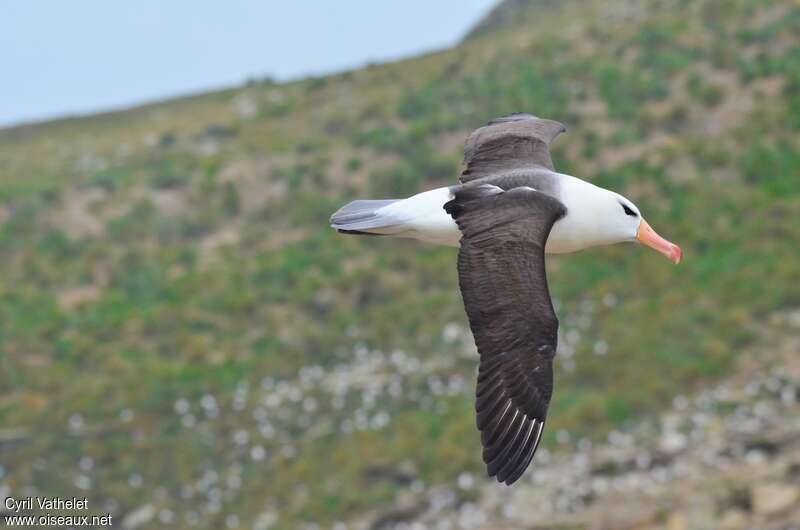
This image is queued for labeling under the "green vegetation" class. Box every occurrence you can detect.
[0,0,799,527]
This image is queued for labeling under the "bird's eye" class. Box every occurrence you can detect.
[621,203,637,217]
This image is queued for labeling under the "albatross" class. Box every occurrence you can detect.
[330,113,682,485]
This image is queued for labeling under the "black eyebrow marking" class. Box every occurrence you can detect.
[620,202,638,217]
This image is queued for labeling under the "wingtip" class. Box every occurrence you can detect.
[488,469,524,486]
[485,113,567,135]
[488,112,538,125]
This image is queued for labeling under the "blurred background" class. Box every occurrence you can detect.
[1,0,799,528]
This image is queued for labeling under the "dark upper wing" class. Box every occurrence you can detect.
[460,113,566,183]
[444,184,566,485]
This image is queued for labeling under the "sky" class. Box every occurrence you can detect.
[0,0,497,127]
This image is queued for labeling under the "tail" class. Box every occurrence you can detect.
[330,199,408,235]
[330,187,460,246]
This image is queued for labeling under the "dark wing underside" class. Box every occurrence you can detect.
[445,184,566,485]
[461,113,566,184]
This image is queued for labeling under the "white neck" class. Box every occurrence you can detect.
[547,174,631,254]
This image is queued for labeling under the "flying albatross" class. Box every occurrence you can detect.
[330,113,682,485]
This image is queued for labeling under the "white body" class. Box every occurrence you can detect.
[371,174,640,253]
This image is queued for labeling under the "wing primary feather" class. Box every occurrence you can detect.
[479,400,516,447]
[486,414,529,476]
[476,396,510,429]
[505,421,546,485]
[475,382,506,413]
[495,419,537,482]
[482,410,522,464]
[482,408,520,458]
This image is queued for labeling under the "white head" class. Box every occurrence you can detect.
[552,176,682,263]
[606,190,682,263]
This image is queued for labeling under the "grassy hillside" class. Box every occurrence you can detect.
[1,0,799,527]
[465,0,566,40]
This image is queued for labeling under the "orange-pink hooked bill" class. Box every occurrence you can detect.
[637,219,682,264]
